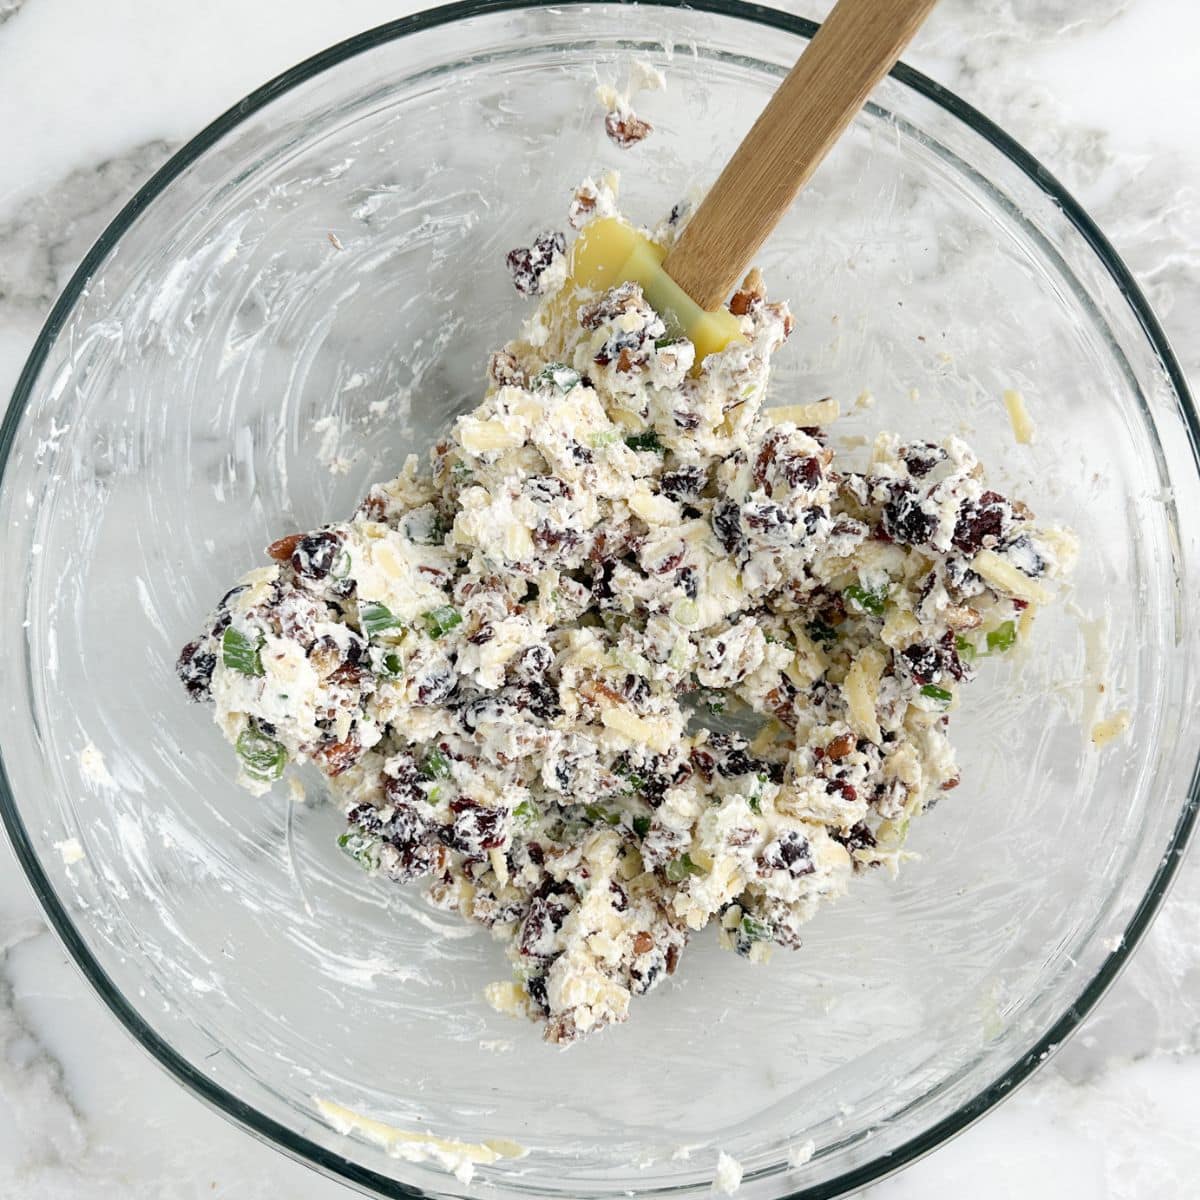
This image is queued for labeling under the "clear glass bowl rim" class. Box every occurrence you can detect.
[1,1,1197,1196]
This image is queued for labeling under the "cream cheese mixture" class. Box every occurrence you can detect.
[177,185,1074,1045]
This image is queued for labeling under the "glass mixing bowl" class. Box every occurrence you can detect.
[2,2,1198,1197]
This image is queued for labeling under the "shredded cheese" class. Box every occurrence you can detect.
[1003,388,1035,444]
[1091,709,1130,748]
[844,647,885,743]
[765,398,840,426]
[972,549,1052,605]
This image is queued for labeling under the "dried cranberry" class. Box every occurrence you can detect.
[176,640,216,701]
[742,502,791,533]
[291,530,344,580]
[660,466,707,502]
[444,799,506,854]
[512,643,554,681]
[347,803,383,832]
[901,442,947,478]
[760,831,815,877]
[675,565,699,599]
[902,642,940,684]
[952,491,1009,554]
[385,799,432,847]
[383,754,422,802]
[834,821,877,853]
[526,972,551,1015]
[622,674,651,706]
[416,664,457,705]
[533,523,581,553]
[519,891,571,958]
[782,455,823,490]
[882,483,937,545]
[505,231,565,297]
[712,499,744,554]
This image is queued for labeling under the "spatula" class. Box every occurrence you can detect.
[568,0,939,363]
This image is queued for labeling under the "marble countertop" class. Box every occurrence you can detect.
[1,1,1197,1196]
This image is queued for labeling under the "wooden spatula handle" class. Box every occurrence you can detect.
[662,0,939,311]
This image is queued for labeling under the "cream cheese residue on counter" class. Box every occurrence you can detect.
[177,188,1075,1045]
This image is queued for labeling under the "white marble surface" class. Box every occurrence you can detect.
[1,1,1198,1196]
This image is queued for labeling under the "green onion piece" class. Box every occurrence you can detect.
[420,604,462,639]
[360,601,401,637]
[665,852,705,883]
[954,635,977,662]
[624,431,664,453]
[987,620,1017,653]
[807,620,838,644]
[613,762,645,796]
[588,430,620,449]
[222,627,264,677]
[585,804,621,827]
[330,549,352,579]
[512,800,536,822]
[337,831,382,871]
[706,696,726,716]
[920,683,953,703]
[845,584,888,617]
[381,652,403,676]
[632,815,652,839]
[741,914,772,943]
[421,749,452,780]
[535,363,581,392]
[235,727,286,781]
[450,461,473,484]
[671,599,700,627]
[747,794,762,815]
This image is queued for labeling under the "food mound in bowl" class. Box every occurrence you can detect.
[177,187,1074,1045]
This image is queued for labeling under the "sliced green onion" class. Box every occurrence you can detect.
[954,635,977,662]
[535,363,580,392]
[420,604,462,639]
[222,627,264,677]
[845,583,887,617]
[236,727,285,781]
[512,800,537,823]
[613,762,645,796]
[588,429,620,449]
[421,749,452,779]
[665,852,705,883]
[380,652,403,676]
[330,549,352,579]
[740,914,772,943]
[747,794,762,815]
[807,620,838,644]
[359,601,401,637]
[632,815,652,839]
[671,598,700,627]
[624,431,664,453]
[585,804,621,826]
[987,620,1017,653]
[920,683,953,703]
[337,831,382,871]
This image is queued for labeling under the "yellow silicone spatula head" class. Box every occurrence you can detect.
[569,217,742,366]
[565,0,938,364]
